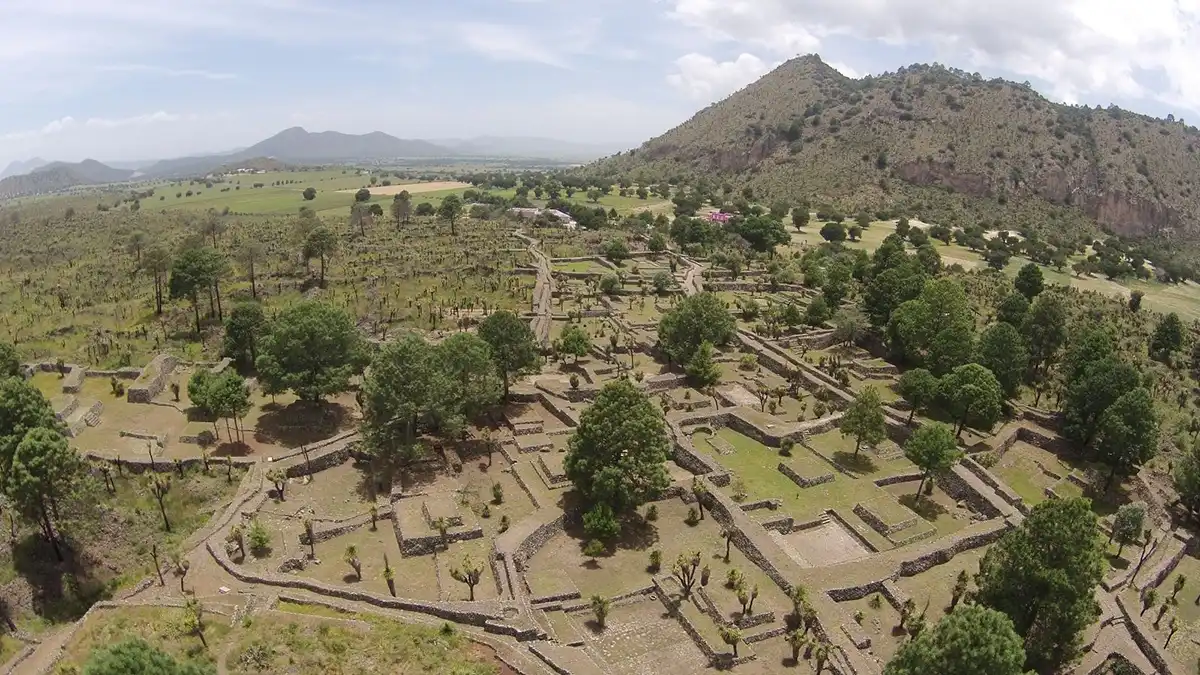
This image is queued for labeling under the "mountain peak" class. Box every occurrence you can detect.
[586,53,1200,241]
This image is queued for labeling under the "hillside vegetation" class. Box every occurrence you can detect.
[0,160,134,199]
[588,55,1200,247]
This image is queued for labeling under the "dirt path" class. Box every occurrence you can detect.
[514,229,554,345]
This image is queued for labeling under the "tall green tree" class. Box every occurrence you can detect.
[1022,293,1068,379]
[564,379,670,516]
[555,324,591,363]
[863,258,926,327]
[303,227,337,286]
[142,246,171,316]
[168,247,227,333]
[0,378,59,487]
[1150,313,1184,360]
[884,605,1026,675]
[888,278,974,374]
[1062,354,1139,448]
[1014,263,1044,300]
[434,332,502,432]
[685,341,721,388]
[478,310,539,400]
[234,238,264,300]
[903,422,961,498]
[1110,503,1146,558]
[975,498,1104,673]
[1093,388,1158,490]
[222,302,267,372]
[995,292,1029,328]
[438,195,464,236]
[976,323,1029,398]
[391,190,412,226]
[0,342,19,378]
[658,292,736,364]
[1175,444,1200,521]
[839,386,887,456]
[9,427,83,561]
[938,364,1003,436]
[897,368,939,424]
[362,334,447,466]
[82,638,214,675]
[206,371,252,443]
[255,302,365,402]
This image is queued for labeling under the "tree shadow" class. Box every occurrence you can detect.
[211,441,253,458]
[253,401,349,447]
[831,451,877,474]
[342,574,361,584]
[12,534,111,623]
[898,493,948,521]
[1106,553,1131,571]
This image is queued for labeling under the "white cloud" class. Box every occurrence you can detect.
[0,112,194,142]
[662,0,1200,115]
[95,64,238,80]
[828,61,861,79]
[667,53,774,101]
[458,23,567,67]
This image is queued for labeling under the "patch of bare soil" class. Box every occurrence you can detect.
[336,181,469,196]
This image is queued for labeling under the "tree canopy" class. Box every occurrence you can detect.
[0,378,60,489]
[0,342,19,378]
[255,301,365,401]
[658,292,736,364]
[478,310,539,399]
[222,301,267,372]
[904,422,961,497]
[564,378,670,516]
[839,386,887,455]
[975,498,1104,673]
[1014,263,1044,300]
[976,322,1028,398]
[884,605,1026,675]
[938,364,1003,435]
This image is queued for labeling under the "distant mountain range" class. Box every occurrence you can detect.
[0,128,619,199]
[0,157,49,180]
[0,160,135,199]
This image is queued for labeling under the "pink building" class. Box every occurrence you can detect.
[709,212,732,223]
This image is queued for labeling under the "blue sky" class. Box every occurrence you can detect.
[1,0,1198,166]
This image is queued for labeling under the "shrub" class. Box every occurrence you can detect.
[247,520,270,557]
[645,504,658,521]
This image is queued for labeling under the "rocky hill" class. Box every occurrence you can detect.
[0,159,134,199]
[588,55,1200,242]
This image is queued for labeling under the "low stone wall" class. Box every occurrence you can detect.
[508,461,541,510]
[872,472,924,487]
[777,462,835,488]
[896,520,1011,577]
[853,502,917,537]
[127,353,179,403]
[62,366,86,393]
[304,506,394,544]
[513,514,566,569]
[936,469,1003,520]
[1115,594,1181,675]
[54,396,79,422]
[400,526,484,556]
[209,357,233,375]
[1138,534,1193,593]
[960,456,1030,515]
[65,400,103,438]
